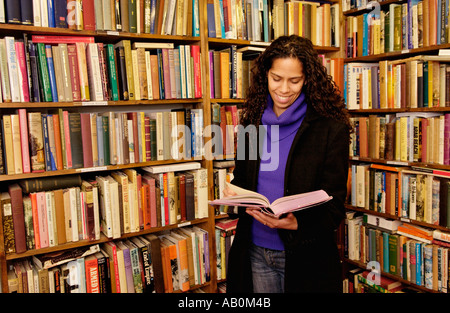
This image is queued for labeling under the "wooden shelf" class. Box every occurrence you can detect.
[0,157,204,182]
[0,98,202,109]
[345,205,450,233]
[348,156,450,172]
[344,258,440,293]
[0,24,200,43]
[5,217,209,261]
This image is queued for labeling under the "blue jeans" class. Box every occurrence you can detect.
[249,243,286,293]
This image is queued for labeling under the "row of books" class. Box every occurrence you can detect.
[349,112,450,165]
[211,103,240,157]
[350,163,450,227]
[215,218,237,281]
[208,46,255,100]
[345,212,450,292]
[0,108,204,175]
[206,0,340,46]
[344,0,446,58]
[2,165,208,254]
[0,35,202,104]
[344,269,407,293]
[7,225,210,293]
[1,0,201,36]
[344,55,450,110]
[206,0,271,42]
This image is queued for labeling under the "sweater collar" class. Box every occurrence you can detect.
[261,93,308,141]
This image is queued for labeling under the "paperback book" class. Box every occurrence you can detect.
[209,183,333,218]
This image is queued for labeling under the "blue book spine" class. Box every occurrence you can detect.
[437,0,442,45]
[191,110,196,158]
[206,1,216,37]
[53,0,68,28]
[362,13,368,56]
[218,0,225,39]
[262,0,269,42]
[150,0,156,34]
[415,242,422,286]
[344,64,348,107]
[424,244,433,289]
[45,45,58,102]
[407,0,413,49]
[5,0,21,23]
[193,0,200,36]
[383,233,390,273]
[20,0,32,24]
[47,0,56,27]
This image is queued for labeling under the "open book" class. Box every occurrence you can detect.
[209,183,333,218]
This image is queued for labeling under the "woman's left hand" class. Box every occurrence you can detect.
[246,209,298,230]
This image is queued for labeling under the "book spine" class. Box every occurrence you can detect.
[15,41,30,102]
[18,109,31,174]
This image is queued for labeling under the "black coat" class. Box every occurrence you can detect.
[226,104,350,293]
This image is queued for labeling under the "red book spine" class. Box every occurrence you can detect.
[82,0,96,30]
[162,48,172,99]
[29,192,40,249]
[15,41,30,102]
[445,114,450,165]
[8,184,26,253]
[63,110,73,168]
[30,35,95,44]
[191,45,202,98]
[18,109,31,173]
[80,113,93,168]
[85,256,100,293]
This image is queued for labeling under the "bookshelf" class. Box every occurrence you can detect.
[0,0,342,293]
[0,0,217,294]
[205,0,344,292]
[342,0,450,293]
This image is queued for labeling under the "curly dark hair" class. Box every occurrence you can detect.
[241,35,352,132]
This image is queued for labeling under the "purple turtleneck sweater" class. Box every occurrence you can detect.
[251,92,307,251]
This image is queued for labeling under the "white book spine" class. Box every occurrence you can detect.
[40,0,48,27]
[4,37,20,102]
[0,1,4,23]
[32,0,41,26]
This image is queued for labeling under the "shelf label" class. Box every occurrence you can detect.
[178,221,192,228]
[106,31,120,36]
[78,166,108,173]
[78,101,108,106]
[386,160,409,166]
[401,49,410,54]
[400,217,411,223]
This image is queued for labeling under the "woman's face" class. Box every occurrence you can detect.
[267,57,305,117]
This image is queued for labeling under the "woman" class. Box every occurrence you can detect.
[225,35,352,293]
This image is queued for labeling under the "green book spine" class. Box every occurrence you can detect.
[129,0,137,33]
[388,234,398,275]
[106,44,119,101]
[36,43,52,102]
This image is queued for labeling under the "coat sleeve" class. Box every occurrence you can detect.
[279,121,349,248]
